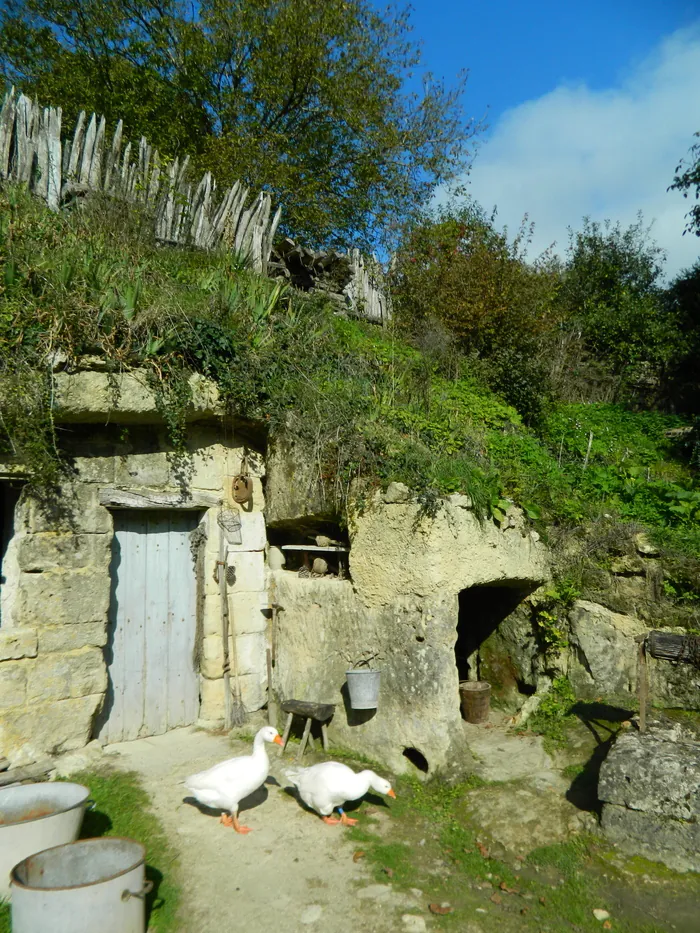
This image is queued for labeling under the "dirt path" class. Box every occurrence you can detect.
[105,727,416,933]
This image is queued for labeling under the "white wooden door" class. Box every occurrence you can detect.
[98,510,200,743]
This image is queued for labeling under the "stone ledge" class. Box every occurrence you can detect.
[53,370,223,423]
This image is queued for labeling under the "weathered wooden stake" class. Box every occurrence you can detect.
[636,634,648,733]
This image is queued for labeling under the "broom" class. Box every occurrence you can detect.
[219,532,247,728]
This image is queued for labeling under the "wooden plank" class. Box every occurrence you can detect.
[0,760,53,787]
[297,718,312,761]
[88,115,106,190]
[14,94,35,183]
[99,488,220,510]
[264,205,283,269]
[279,712,293,756]
[166,511,200,728]
[46,106,62,210]
[32,107,49,200]
[124,512,148,740]
[144,512,169,736]
[103,119,122,193]
[66,111,86,181]
[78,113,97,186]
[0,88,17,179]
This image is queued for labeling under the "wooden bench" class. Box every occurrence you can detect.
[278,700,335,761]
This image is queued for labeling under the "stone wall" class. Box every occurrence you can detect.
[0,405,269,765]
[272,491,549,778]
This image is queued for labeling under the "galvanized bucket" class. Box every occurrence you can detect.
[10,837,151,933]
[0,782,91,901]
[346,669,381,709]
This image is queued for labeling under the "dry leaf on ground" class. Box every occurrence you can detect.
[429,903,454,915]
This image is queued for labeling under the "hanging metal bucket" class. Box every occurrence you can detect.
[10,837,151,933]
[0,782,91,901]
[346,669,381,709]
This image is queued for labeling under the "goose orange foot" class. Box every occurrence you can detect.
[340,813,358,826]
[220,813,252,833]
[322,816,340,825]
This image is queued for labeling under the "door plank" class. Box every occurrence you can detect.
[123,513,147,741]
[144,512,169,736]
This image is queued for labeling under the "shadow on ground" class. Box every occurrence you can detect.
[565,701,633,814]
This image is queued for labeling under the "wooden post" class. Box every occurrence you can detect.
[297,718,312,761]
[279,712,293,757]
[266,647,277,729]
[636,635,648,733]
[218,535,233,731]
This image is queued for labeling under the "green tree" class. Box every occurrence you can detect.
[663,261,700,412]
[0,0,478,249]
[668,131,700,238]
[392,200,560,423]
[558,215,674,375]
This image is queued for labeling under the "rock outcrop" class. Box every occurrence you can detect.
[599,723,700,872]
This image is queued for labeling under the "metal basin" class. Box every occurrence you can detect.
[0,782,90,901]
[11,837,150,933]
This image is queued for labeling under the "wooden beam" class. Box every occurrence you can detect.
[0,760,53,787]
[99,488,221,510]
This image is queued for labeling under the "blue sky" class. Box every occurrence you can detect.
[399,0,700,277]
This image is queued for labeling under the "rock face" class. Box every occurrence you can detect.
[272,496,548,777]
[568,600,700,710]
[599,724,700,872]
[350,497,548,609]
[569,600,645,700]
[272,572,473,779]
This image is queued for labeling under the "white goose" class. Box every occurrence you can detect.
[284,761,396,825]
[184,726,283,833]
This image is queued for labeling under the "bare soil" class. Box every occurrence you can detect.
[105,726,411,933]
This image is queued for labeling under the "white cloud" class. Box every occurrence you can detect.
[463,26,700,280]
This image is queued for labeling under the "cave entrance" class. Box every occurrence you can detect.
[455,582,535,689]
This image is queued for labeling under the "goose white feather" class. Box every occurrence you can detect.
[185,726,282,832]
[284,761,395,825]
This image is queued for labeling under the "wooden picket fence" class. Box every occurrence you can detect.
[0,86,391,317]
[0,87,280,272]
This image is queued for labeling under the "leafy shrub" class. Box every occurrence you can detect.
[527,677,577,748]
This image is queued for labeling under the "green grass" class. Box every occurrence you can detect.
[340,769,699,933]
[2,182,698,609]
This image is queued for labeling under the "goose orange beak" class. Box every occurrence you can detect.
[388,789,396,798]
[273,735,284,746]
